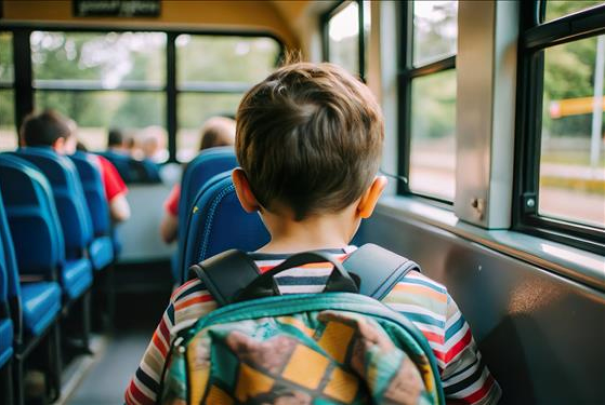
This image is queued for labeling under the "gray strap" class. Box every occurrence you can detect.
[190,249,262,307]
[192,244,419,306]
[343,243,420,300]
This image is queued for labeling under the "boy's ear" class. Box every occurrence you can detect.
[232,168,261,213]
[357,176,387,219]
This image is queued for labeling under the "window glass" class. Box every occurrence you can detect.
[545,0,605,22]
[0,32,13,83]
[413,1,458,67]
[177,93,242,162]
[328,2,360,76]
[35,91,166,155]
[176,35,280,86]
[31,31,166,87]
[540,35,605,228]
[0,90,17,151]
[409,69,457,200]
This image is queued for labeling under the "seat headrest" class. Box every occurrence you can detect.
[0,154,65,274]
[178,147,238,225]
[15,147,94,251]
[181,171,270,284]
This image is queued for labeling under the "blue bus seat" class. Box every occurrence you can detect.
[0,319,11,368]
[137,158,162,183]
[0,203,12,369]
[178,147,238,235]
[96,151,133,182]
[181,172,270,283]
[11,148,93,258]
[175,147,238,281]
[0,154,92,302]
[0,186,62,405]
[20,283,61,337]
[70,151,115,270]
[97,151,161,184]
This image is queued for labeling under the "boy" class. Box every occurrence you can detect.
[21,109,131,223]
[126,63,500,405]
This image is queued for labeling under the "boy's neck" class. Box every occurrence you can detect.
[257,209,358,254]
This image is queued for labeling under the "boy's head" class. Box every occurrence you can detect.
[199,116,236,151]
[234,62,384,222]
[20,109,76,154]
[108,128,127,150]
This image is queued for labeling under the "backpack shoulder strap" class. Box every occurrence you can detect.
[343,243,421,300]
[190,249,265,307]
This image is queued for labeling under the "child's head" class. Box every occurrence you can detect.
[199,116,236,151]
[234,62,384,224]
[20,109,76,154]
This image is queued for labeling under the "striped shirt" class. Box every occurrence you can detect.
[125,248,501,405]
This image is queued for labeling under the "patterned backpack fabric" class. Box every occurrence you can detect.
[159,244,444,405]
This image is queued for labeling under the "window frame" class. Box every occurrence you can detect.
[0,31,16,146]
[321,0,367,82]
[0,24,284,163]
[513,0,605,254]
[397,1,457,204]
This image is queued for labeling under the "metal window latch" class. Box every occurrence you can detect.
[522,192,537,214]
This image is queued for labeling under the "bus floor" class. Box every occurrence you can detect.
[41,286,171,405]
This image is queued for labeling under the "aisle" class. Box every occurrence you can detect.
[66,330,149,405]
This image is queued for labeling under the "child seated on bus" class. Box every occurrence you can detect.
[159,116,236,244]
[126,63,501,405]
[21,109,130,223]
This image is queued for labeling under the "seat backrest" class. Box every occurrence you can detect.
[175,148,238,278]
[178,147,238,242]
[70,151,111,237]
[0,189,22,341]
[0,154,65,276]
[97,151,161,184]
[13,147,93,259]
[134,158,162,184]
[97,150,134,182]
[181,172,270,283]
[0,193,9,308]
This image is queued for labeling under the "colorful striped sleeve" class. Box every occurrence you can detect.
[125,280,216,405]
[440,294,501,404]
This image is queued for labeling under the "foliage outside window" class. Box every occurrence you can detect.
[0,32,16,151]
[31,31,168,158]
[324,0,370,81]
[176,35,280,162]
[15,30,281,162]
[544,0,605,21]
[516,0,605,251]
[400,1,458,202]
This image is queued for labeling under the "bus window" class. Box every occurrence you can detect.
[0,32,16,151]
[31,31,167,156]
[35,91,166,151]
[413,0,458,67]
[324,1,370,80]
[400,0,458,202]
[540,35,605,228]
[175,35,280,162]
[409,69,457,200]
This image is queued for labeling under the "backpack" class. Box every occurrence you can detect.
[158,244,445,405]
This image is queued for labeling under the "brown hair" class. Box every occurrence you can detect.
[21,109,71,147]
[199,117,236,150]
[236,62,383,221]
